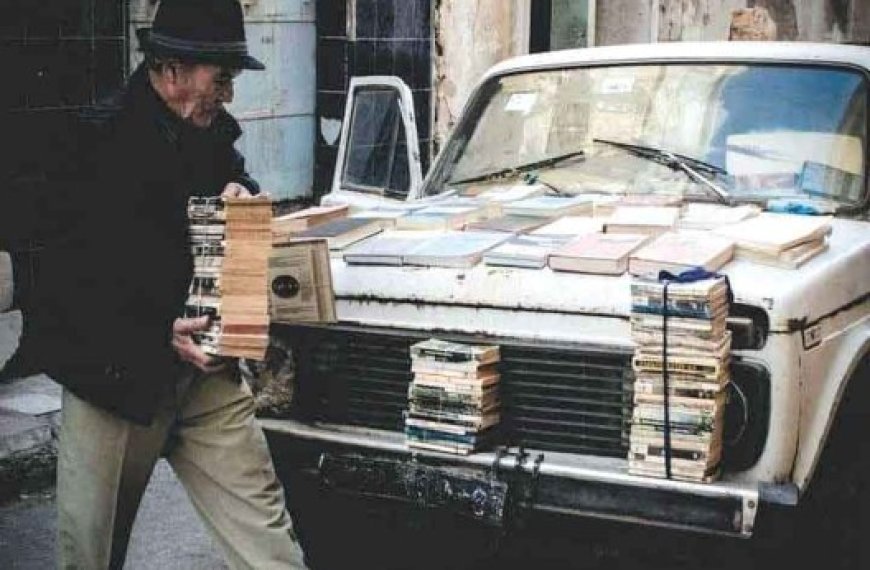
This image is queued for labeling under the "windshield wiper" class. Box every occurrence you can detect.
[448,150,585,186]
[593,138,730,204]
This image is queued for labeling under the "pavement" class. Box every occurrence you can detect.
[0,310,61,500]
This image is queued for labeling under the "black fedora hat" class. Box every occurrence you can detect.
[137,0,265,70]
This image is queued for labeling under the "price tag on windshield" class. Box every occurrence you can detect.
[505,92,537,114]
[599,76,635,94]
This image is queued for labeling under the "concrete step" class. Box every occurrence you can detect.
[0,371,61,498]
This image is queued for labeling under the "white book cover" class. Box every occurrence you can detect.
[503,195,594,217]
[403,231,511,268]
[607,206,680,228]
[484,234,572,268]
[477,183,548,203]
[342,231,441,265]
[530,216,604,237]
[678,203,760,230]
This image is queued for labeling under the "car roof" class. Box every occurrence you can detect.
[485,41,870,80]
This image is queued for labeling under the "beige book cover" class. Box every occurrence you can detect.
[549,232,649,274]
[713,212,832,254]
[628,231,735,277]
[605,206,680,236]
[268,239,336,324]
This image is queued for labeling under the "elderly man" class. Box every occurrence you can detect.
[9,1,307,568]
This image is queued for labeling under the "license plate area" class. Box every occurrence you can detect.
[318,453,509,526]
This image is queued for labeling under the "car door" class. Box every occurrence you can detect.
[321,76,423,210]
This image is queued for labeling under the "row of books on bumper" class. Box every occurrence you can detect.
[405,275,731,484]
[405,339,501,455]
[274,193,833,275]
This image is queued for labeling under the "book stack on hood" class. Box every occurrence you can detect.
[186,196,272,361]
[405,339,501,455]
[627,276,731,482]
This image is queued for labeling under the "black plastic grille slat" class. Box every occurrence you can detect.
[294,329,634,457]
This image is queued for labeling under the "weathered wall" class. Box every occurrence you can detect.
[313,0,434,196]
[129,0,316,200]
[621,0,870,43]
[596,0,656,45]
[434,0,530,149]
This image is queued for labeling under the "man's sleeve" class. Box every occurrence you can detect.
[229,146,260,195]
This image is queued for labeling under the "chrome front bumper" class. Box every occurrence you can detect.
[261,418,798,538]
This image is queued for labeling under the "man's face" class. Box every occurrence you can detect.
[173,64,240,128]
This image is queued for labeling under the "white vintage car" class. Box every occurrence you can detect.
[263,41,869,559]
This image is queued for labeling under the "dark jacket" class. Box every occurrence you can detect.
[11,64,258,424]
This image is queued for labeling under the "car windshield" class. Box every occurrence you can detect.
[426,63,868,210]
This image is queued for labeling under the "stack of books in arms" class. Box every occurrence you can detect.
[628,276,732,482]
[713,213,832,269]
[187,197,225,355]
[272,203,349,244]
[405,338,501,455]
[187,196,273,360]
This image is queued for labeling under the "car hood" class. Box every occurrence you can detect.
[331,218,870,333]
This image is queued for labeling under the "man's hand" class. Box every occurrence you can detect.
[221,182,252,198]
[171,316,227,373]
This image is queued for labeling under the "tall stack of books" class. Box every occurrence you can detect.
[627,276,731,482]
[219,196,272,359]
[187,196,226,356]
[405,339,501,455]
[186,196,273,361]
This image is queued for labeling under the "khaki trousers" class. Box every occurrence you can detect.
[56,367,307,570]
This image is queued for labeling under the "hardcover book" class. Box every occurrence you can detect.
[465,214,551,234]
[294,217,383,250]
[483,234,573,269]
[342,231,441,266]
[272,203,349,242]
[394,205,487,231]
[410,338,500,364]
[269,238,336,324]
[548,232,649,275]
[677,203,760,230]
[402,231,510,268]
[605,206,680,236]
[628,231,735,277]
[530,216,604,237]
[503,195,594,218]
[712,212,832,255]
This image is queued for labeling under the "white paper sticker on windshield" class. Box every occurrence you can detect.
[599,76,635,94]
[505,93,537,114]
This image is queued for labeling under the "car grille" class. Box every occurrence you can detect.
[286,325,635,458]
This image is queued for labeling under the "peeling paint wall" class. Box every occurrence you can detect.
[597,0,656,45]
[434,0,530,149]
[647,0,870,43]
[658,0,747,41]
